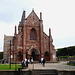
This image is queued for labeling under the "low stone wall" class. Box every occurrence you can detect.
[69,60,75,64]
[0,70,75,75]
[59,57,75,61]
[67,60,75,66]
[0,70,32,75]
[58,70,75,75]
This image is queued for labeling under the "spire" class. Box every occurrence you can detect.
[49,28,53,42]
[40,12,42,20]
[32,8,34,12]
[22,10,26,19]
[21,10,26,24]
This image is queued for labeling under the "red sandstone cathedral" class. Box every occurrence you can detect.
[3,9,56,63]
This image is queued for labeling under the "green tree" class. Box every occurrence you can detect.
[56,46,75,57]
[0,52,3,59]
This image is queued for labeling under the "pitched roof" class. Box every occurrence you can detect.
[26,9,39,20]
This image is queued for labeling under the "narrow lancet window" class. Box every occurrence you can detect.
[30,28,36,40]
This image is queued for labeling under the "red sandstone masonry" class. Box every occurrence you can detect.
[3,10,56,62]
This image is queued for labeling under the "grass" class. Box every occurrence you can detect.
[0,64,22,70]
[58,56,75,58]
[58,56,69,58]
[67,63,75,66]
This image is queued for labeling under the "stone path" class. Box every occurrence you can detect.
[24,61,75,71]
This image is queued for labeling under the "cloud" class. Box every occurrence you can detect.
[0,0,31,23]
[0,0,75,51]
[0,21,18,51]
[54,36,75,49]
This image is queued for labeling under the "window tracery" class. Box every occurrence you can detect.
[30,28,36,40]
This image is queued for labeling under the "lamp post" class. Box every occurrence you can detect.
[10,40,11,69]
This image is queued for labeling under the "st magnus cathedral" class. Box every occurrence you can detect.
[3,9,56,63]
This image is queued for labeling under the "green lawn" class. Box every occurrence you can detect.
[0,64,22,70]
[67,63,75,66]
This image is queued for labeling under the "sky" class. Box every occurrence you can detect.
[0,0,75,52]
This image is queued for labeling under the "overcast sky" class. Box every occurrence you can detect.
[0,0,75,51]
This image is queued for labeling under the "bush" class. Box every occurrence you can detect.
[0,52,3,59]
[58,56,69,59]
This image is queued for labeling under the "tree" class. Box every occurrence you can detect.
[0,52,3,59]
[56,46,75,57]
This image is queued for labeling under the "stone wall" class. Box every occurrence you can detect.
[59,57,75,61]
[0,70,75,75]
[3,35,13,63]
[58,71,75,75]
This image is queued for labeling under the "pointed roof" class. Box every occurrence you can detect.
[26,9,39,20]
[20,10,25,24]
[22,10,25,19]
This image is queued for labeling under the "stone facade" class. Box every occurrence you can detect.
[3,35,13,62]
[3,10,56,62]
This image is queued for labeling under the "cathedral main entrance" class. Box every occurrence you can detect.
[17,51,23,62]
[27,48,40,61]
[45,51,50,61]
[32,51,35,60]
[31,48,40,61]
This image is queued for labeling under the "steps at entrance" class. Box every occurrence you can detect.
[32,69,58,75]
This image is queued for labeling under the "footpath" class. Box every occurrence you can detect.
[23,61,75,71]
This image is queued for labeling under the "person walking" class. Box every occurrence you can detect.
[22,60,25,69]
[31,57,33,64]
[26,59,28,68]
[43,58,45,67]
[41,57,43,64]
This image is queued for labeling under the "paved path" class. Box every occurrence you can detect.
[24,61,75,71]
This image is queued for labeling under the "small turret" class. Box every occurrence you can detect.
[22,10,26,19]
[49,28,53,42]
[32,8,34,12]
[40,12,42,20]
[14,25,17,35]
[49,28,51,36]
[21,10,26,24]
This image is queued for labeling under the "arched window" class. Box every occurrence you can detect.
[30,28,36,40]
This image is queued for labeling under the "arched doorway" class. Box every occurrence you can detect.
[32,51,35,60]
[45,51,49,61]
[31,48,40,61]
[18,51,23,61]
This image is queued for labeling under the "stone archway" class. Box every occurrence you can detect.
[32,51,35,60]
[45,51,49,61]
[31,48,39,60]
[28,48,40,61]
[18,51,23,61]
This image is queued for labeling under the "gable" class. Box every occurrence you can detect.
[26,10,40,26]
